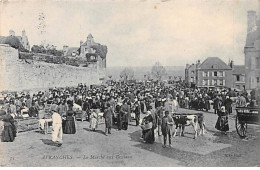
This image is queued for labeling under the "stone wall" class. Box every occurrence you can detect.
[0,44,20,91]
[0,44,103,92]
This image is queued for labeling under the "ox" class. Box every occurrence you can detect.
[172,113,205,139]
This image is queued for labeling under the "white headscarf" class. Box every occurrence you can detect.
[221,106,225,112]
[146,111,151,116]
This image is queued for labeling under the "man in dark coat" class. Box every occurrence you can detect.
[213,96,222,114]
[120,100,130,130]
[224,96,233,115]
[28,102,38,117]
[204,94,211,111]
[103,103,113,135]
[161,111,174,148]
[155,102,164,136]
[134,101,141,126]
[115,103,122,130]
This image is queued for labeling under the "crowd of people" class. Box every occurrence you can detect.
[0,80,259,147]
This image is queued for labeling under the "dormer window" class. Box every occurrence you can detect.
[212,64,218,69]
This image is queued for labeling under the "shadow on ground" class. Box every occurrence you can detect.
[127,129,202,166]
[40,139,62,147]
[83,128,105,135]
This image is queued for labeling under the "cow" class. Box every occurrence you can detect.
[172,113,205,139]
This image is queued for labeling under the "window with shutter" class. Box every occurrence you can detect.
[217,79,220,85]
[205,71,208,77]
[223,79,226,86]
[203,72,205,77]
[208,79,210,85]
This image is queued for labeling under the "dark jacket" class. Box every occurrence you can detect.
[104,107,113,128]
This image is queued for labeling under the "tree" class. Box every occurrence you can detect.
[151,62,167,81]
[3,36,24,50]
[31,44,63,56]
[31,45,46,53]
[120,67,134,82]
[91,44,108,59]
[146,72,151,81]
[45,44,58,56]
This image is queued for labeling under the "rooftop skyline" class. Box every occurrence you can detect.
[0,0,259,67]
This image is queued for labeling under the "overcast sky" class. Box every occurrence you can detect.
[0,0,259,67]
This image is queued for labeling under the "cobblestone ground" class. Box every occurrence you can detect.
[0,108,259,167]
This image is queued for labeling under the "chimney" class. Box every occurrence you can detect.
[22,30,26,36]
[247,10,256,33]
[229,60,234,68]
[257,12,260,26]
[196,60,200,67]
[63,45,69,56]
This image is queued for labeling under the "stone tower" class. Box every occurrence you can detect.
[9,30,15,36]
[244,10,260,90]
[21,30,30,51]
[247,11,257,33]
[87,34,94,45]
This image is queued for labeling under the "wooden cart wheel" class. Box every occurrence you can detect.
[235,115,247,138]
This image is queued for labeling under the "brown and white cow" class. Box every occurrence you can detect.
[172,113,205,139]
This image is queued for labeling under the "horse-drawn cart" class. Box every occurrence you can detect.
[235,106,260,138]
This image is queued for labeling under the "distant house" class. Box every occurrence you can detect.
[185,63,198,87]
[0,30,30,51]
[79,34,96,55]
[62,34,107,68]
[185,57,233,88]
[231,65,246,90]
[196,57,232,88]
[63,46,79,57]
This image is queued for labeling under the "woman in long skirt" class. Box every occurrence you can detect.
[1,110,17,142]
[215,106,229,134]
[63,104,76,134]
[141,111,154,143]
